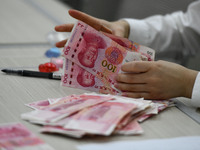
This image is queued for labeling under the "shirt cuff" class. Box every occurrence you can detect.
[123,18,151,46]
[191,72,200,107]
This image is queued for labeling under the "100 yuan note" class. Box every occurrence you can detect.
[115,119,143,135]
[25,99,51,110]
[62,59,119,94]
[25,96,73,110]
[40,126,85,138]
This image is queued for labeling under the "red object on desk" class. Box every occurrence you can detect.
[39,62,59,72]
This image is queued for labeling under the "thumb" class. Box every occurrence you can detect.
[121,61,152,73]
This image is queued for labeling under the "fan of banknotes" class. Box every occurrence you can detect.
[61,20,155,94]
[21,93,174,138]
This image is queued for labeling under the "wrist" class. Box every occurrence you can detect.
[120,20,130,38]
[114,20,130,38]
[184,69,198,98]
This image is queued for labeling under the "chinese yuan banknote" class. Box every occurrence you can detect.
[0,123,54,150]
[62,20,155,91]
[103,32,155,61]
[25,99,51,110]
[21,94,113,123]
[64,100,137,135]
[137,100,173,122]
[61,59,119,94]
[115,118,144,135]
[40,126,85,138]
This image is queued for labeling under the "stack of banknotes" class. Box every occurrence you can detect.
[61,20,155,94]
[21,93,174,138]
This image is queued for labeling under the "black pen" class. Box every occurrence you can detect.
[1,69,61,80]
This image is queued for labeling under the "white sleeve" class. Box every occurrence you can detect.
[123,0,200,56]
[191,72,200,107]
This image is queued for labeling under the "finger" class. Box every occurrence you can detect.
[121,92,150,99]
[116,73,147,84]
[115,83,148,92]
[55,24,74,32]
[68,9,112,34]
[102,31,124,40]
[55,39,68,48]
[113,31,125,38]
[121,61,152,73]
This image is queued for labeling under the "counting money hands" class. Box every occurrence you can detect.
[21,93,173,138]
[61,20,155,94]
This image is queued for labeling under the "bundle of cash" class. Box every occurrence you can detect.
[61,20,155,94]
[0,122,54,150]
[21,93,174,138]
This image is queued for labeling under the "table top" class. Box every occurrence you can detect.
[1,1,200,150]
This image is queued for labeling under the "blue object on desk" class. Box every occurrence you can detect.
[45,47,61,58]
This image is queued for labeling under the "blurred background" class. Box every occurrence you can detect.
[59,0,193,21]
[0,0,199,70]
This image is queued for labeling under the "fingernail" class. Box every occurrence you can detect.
[121,92,128,97]
[114,75,118,81]
[114,83,118,88]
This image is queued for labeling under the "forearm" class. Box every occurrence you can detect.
[123,1,200,56]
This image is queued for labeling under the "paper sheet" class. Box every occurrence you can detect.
[77,136,200,150]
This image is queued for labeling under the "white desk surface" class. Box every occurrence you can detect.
[0,1,200,150]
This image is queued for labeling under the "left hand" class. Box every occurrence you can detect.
[115,60,198,100]
[54,9,130,47]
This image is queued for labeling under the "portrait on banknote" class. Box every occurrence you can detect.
[78,32,106,68]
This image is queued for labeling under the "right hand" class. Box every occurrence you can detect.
[115,60,198,100]
[54,9,130,47]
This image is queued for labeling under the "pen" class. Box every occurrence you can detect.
[1,69,61,80]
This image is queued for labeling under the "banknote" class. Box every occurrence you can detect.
[22,95,78,123]
[64,100,137,135]
[25,97,70,110]
[103,32,155,61]
[137,100,173,122]
[112,95,152,115]
[0,122,54,150]
[61,58,119,94]
[40,126,85,138]
[113,96,170,127]
[62,21,153,89]
[116,113,133,129]
[25,99,51,110]
[26,114,73,127]
[21,94,113,123]
[115,118,143,135]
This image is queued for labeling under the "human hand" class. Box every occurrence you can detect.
[115,60,198,100]
[54,9,130,47]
